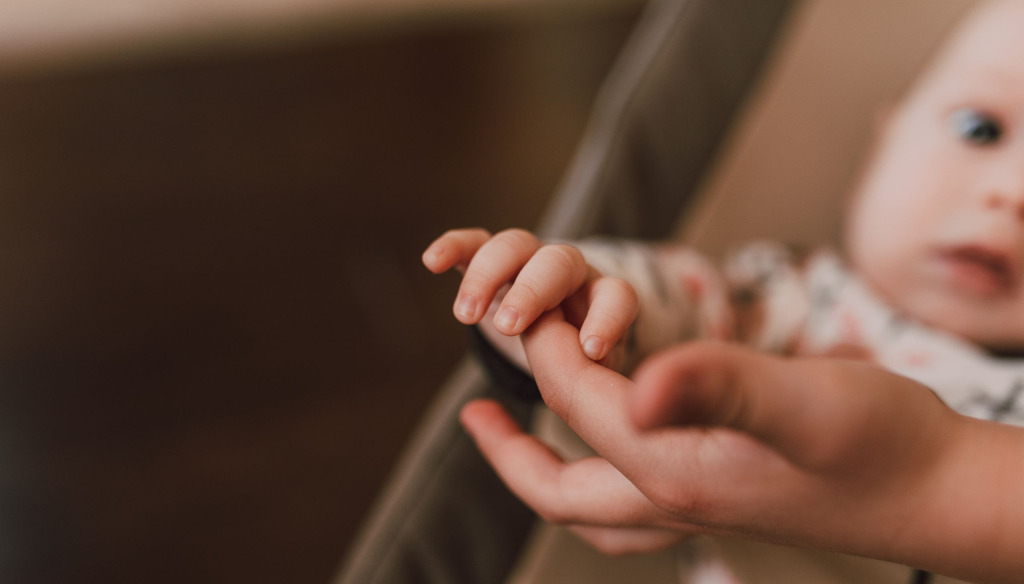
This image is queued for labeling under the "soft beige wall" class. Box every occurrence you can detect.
[680,0,980,257]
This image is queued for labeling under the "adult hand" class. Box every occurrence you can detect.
[460,309,1024,583]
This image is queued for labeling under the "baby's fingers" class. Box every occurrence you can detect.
[422,228,491,274]
[578,277,638,361]
[495,244,589,335]
[455,229,541,324]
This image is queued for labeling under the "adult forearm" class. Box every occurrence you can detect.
[892,415,1024,583]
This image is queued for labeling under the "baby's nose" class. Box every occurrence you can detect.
[984,190,1024,221]
[983,167,1024,220]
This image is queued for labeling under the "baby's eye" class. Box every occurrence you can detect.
[950,108,1003,145]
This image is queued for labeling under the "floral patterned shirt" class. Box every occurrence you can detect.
[578,239,1024,424]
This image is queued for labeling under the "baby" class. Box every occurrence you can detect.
[425,0,1024,424]
[424,0,1024,581]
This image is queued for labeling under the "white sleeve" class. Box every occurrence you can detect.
[722,241,812,354]
[572,239,734,373]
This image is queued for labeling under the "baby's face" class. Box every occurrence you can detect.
[845,1,1024,352]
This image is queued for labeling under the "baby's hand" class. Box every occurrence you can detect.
[422,228,637,362]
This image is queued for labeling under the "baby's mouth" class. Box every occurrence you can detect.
[936,245,1018,296]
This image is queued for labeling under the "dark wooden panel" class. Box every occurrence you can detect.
[0,8,638,584]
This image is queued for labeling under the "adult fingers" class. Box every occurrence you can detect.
[460,399,666,527]
[454,229,540,324]
[519,309,658,465]
[628,342,944,469]
[421,228,490,273]
[495,244,590,335]
[629,343,834,465]
[578,276,638,361]
[629,342,769,431]
[519,316,815,528]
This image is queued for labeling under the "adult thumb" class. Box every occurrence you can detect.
[628,342,897,466]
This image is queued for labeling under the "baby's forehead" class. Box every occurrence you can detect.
[920,1,1024,88]
[942,1,1024,65]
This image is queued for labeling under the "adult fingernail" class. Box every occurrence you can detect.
[583,336,605,359]
[455,296,479,320]
[495,306,519,331]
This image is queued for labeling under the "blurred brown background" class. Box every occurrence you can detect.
[0,2,641,583]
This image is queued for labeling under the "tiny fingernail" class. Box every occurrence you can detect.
[583,336,605,359]
[495,306,519,331]
[455,296,479,320]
